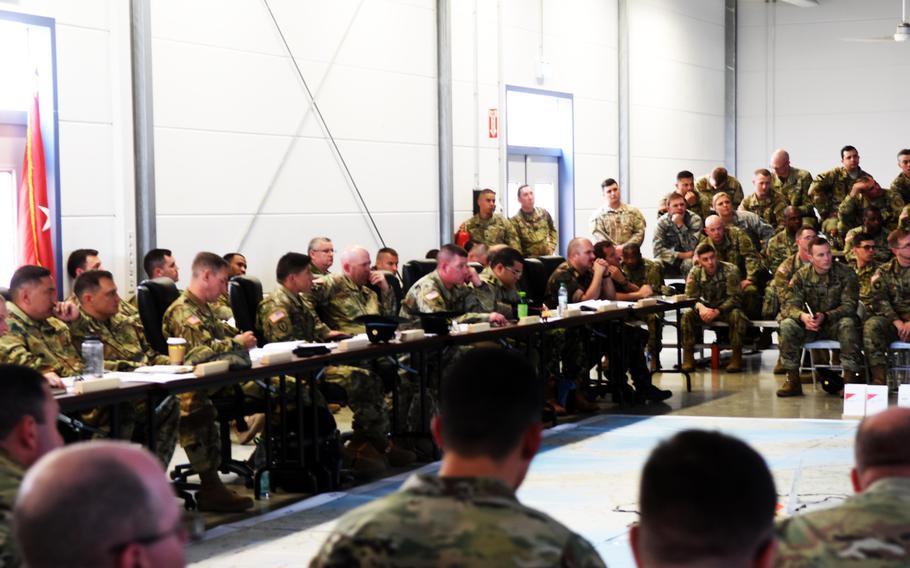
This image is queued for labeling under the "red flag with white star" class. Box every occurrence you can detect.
[17,91,54,279]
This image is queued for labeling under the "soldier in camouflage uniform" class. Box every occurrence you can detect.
[588,178,646,249]
[808,144,868,221]
[863,229,910,387]
[64,249,142,324]
[777,238,862,397]
[739,168,788,229]
[0,365,63,568]
[211,252,248,322]
[891,149,910,203]
[68,270,180,467]
[713,192,775,251]
[621,243,672,370]
[653,192,704,276]
[162,252,257,512]
[764,207,802,272]
[456,189,521,250]
[771,148,816,225]
[309,348,606,568]
[475,247,523,318]
[307,236,335,278]
[681,244,747,373]
[776,407,910,566]
[700,216,767,319]
[839,175,905,236]
[509,184,558,256]
[311,247,397,334]
[696,166,745,209]
[657,170,712,220]
[844,207,892,264]
[849,232,880,319]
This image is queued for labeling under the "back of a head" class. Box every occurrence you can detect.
[855,407,910,475]
[9,265,51,301]
[14,441,164,568]
[637,430,776,567]
[73,269,114,301]
[437,243,467,264]
[439,348,543,460]
[143,248,171,279]
[0,364,47,442]
[276,252,311,282]
[489,247,523,269]
[191,251,228,277]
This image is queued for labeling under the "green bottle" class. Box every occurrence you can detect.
[517,291,528,319]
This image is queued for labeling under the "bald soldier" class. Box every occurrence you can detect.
[739,168,788,230]
[457,189,521,250]
[696,166,745,209]
[510,184,558,256]
[162,252,256,512]
[588,178,646,252]
[699,215,766,319]
[770,149,815,225]
[777,238,862,397]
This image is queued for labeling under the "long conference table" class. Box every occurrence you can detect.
[57,297,695,498]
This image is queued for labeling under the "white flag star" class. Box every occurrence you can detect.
[38,205,50,231]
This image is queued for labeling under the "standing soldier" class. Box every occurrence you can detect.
[681,244,747,373]
[457,189,521,250]
[696,167,745,209]
[809,145,869,222]
[653,192,703,276]
[777,238,862,397]
[510,184,557,256]
[770,149,815,226]
[588,178,646,252]
[864,229,910,387]
[740,168,788,230]
[891,149,910,203]
[764,207,802,272]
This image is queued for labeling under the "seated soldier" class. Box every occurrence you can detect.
[764,206,802,273]
[66,248,140,322]
[863,229,910,388]
[681,244,748,373]
[310,348,606,568]
[849,231,880,321]
[713,192,774,252]
[373,246,404,302]
[777,238,862,397]
[740,168,788,230]
[696,166,745,209]
[770,148,815,227]
[809,144,868,221]
[653,191,703,276]
[475,247,523,318]
[262,252,414,477]
[211,252,248,321]
[838,174,904,236]
[700,215,767,320]
[162,252,256,511]
[844,206,892,264]
[69,270,180,467]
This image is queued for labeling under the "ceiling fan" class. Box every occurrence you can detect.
[842,0,910,42]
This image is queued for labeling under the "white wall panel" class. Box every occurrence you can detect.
[56,26,112,124]
[574,98,618,156]
[574,153,618,211]
[58,122,115,216]
[630,63,724,116]
[151,0,284,57]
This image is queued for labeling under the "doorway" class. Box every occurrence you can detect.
[506,153,559,230]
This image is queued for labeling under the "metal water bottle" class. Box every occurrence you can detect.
[558,283,568,317]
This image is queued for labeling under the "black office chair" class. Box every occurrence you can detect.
[137,277,180,354]
[402,259,438,293]
[229,275,264,347]
[536,255,566,284]
[518,258,548,306]
[0,287,10,301]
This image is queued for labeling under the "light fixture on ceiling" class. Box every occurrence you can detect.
[842,0,910,43]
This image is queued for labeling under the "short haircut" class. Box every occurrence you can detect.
[797,225,818,239]
[377,247,398,258]
[593,240,613,260]
[566,237,588,257]
[517,184,531,199]
[754,168,772,178]
[425,248,439,259]
[841,144,858,158]
[898,149,910,159]
[14,452,159,568]
[489,247,523,269]
[711,191,731,208]
[191,251,228,277]
[695,243,716,257]
[223,252,245,263]
[73,270,114,300]
[676,170,694,182]
[855,411,910,472]
[601,178,618,189]
[439,348,543,460]
[851,232,874,248]
[437,244,467,262]
[9,265,51,300]
[478,188,495,198]
[809,236,831,254]
[275,252,311,282]
[623,242,642,258]
[307,237,332,254]
[888,228,910,248]
[666,191,686,206]
[711,167,728,186]
[66,249,98,279]
[638,430,776,565]
[143,248,172,279]
[864,205,882,219]
[0,365,48,440]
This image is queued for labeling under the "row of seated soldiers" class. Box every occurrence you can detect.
[0,240,673,509]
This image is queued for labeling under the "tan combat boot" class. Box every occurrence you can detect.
[343,434,388,480]
[776,370,803,397]
[681,347,696,372]
[725,345,743,373]
[197,471,255,512]
[773,356,786,375]
[870,366,887,386]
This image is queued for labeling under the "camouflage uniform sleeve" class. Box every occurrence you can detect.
[871,270,898,322]
[684,268,699,298]
[781,271,806,322]
[828,268,858,322]
[627,208,646,246]
[0,334,50,373]
[163,307,242,365]
[651,221,674,264]
[302,294,332,340]
[378,286,396,317]
[645,262,663,290]
[838,193,863,222]
[562,533,608,568]
[258,301,295,343]
[720,265,742,313]
[546,210,558,252]
[589,211,605,242]
[504,219,521,250]
[739,233,764,281]
[731,179,744,208]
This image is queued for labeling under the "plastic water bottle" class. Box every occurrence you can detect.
[558,283,568,317]
[259,470,270,500]
[81,335,104,378]
[517,291,528,319]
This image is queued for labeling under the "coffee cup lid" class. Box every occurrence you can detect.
[167,337,187,345]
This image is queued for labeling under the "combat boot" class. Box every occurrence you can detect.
[870,366,887,386]
[776,370,803,397]
[197,471,254,512]
[842,370,861,384]
[681,347,696,373]
[343,435,388,480]
[773,356,786,375]
[725,345,743,373]
[572,390,599,413]
[648,349,661,373]
[372,437,417,468]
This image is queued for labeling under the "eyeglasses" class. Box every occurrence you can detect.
[856,244,875,250]
[505,266,523,278]
[312,249,335,254]
[108,511,204,554]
